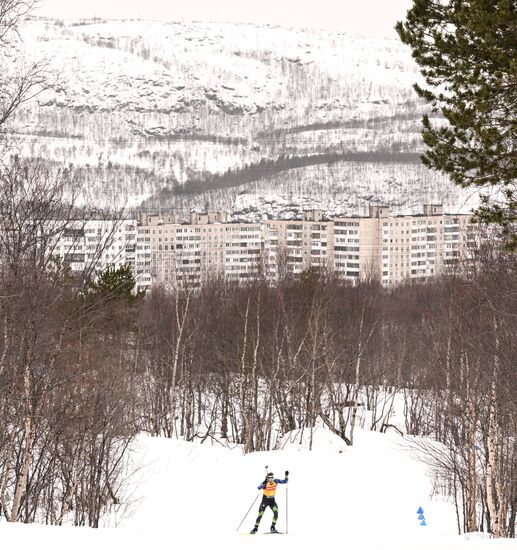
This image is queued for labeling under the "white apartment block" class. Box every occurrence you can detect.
[224,222,263,283]
[333,215,370,280]
[53,218,137,281]
[330,205,476,286]
[264,210,334,279]
[361,204,476,286]
[136,212,263,291]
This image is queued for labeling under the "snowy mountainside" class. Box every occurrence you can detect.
[22,19,416,121]
[11,18,471,216]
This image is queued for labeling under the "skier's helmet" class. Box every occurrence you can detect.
[266,472,274,479]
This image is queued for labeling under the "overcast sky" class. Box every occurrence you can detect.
[36,0,413,38]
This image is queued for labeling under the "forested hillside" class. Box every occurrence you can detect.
[9,17,475,216]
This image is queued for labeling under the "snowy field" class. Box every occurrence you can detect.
[0,428,514,549]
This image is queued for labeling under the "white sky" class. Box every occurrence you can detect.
[35,0,413,38]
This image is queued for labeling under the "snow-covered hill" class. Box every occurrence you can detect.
[19,19,417,123]
[0,428,512,549]
[10,17,474,216]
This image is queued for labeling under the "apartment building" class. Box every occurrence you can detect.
[224,222,263,283]
[136,212,263,291]
[53,217,137,280]
[333,209,381,282]
[264,210,334,279]
[372,204,475,286]
[332,204,475,286]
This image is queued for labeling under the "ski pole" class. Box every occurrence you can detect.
[235,491,260,532]
[286,482,289,534]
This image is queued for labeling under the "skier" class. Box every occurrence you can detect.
[250,470,289,534]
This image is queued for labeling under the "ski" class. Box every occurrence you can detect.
[240,531,285,536]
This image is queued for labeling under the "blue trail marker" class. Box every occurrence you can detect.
[416,506,426,526]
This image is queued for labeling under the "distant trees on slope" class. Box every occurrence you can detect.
[0,0,47,144]
[169,151,421,196]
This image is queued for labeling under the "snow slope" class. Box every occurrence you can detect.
[0,427,514,549]
[7,17,477,217]
[9,17,449,214]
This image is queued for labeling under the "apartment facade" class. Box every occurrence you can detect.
[264,210,334,279]
[134,205,475,290]
[136,212,263,291]
[53,217,137,280]
[364,204,475,286]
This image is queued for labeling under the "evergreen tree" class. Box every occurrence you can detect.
[87,264,143,303]
[396,0,517,249]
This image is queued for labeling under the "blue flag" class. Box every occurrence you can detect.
[420,520,427,526]
[417,506,424,515]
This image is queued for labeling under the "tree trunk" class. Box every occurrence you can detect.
[10,365,35,521]
[485,319,503,537]
[464,353,478,533]
[168,292,190,438]
[239,297,250,447]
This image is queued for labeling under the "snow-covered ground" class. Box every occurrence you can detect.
[1,427,514,549]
